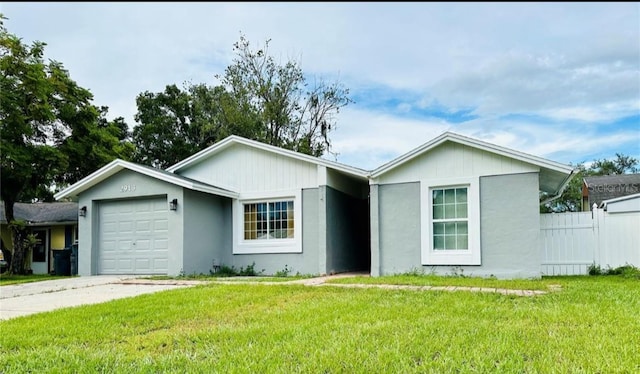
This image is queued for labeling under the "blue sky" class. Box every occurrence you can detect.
[3,2,639,170]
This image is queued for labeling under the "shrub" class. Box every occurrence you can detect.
[588,263,603,276]
[608,264,640,278]
[275,264,291,277]
[588,263,640,279]
[400,267,425,276]
[238,262,264,276]
[213,265,238,277]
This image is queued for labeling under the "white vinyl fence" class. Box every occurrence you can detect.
[541,208,640,275]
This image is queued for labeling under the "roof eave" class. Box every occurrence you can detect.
[54,159,123,200]
[600,192,640,206]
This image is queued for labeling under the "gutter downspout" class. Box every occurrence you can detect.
[540,169,577,206]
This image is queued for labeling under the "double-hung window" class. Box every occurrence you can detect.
[421,177,480,265]
[432,187,468,250]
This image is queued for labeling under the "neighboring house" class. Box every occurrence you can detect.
[0,201,78,274]
[55,132,575,279]
[582,174,640,211]
[599,192,640,213]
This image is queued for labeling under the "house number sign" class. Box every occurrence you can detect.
[120,184,137,192]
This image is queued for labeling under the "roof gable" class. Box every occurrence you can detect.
[371,132,575,195]
[54,159,238,200]
[372,132,573,177]
[166,135,368,180]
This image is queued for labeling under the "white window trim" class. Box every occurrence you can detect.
[233,190,302,254]
[420,177,481,265]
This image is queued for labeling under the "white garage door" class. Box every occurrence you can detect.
[99,197,169,274]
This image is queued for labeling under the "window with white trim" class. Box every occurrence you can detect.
[432,187,468,250]
[233,190,302,254]
[421,177,481,265]
[243,200,294,240]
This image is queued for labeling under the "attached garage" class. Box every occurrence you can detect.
[98,197,169,275]
[54,160,237,276]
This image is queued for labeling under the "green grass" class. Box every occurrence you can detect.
[211,276,310,282]
[0,274,70,286]
[144,275,312,282]
[327,274,561,291]
[1,276,638,372]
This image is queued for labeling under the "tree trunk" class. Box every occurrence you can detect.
[3,198,28,275]
[10,225,28,275]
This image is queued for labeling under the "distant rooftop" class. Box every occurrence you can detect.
[0,202,78,224]
[584,174,640,207]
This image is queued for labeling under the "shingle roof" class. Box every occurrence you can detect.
[584,174,640,207]
[0,201,78,224]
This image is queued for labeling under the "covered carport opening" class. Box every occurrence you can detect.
[325,169,371,274]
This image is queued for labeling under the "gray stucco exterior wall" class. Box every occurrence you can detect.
[376,173,541,279]
[182,189,232,275]
[475,172,540,278]
[231,188,321,275]
[378,182,422,275]
[325,186,369,274]
[76,169,184,276]
[370,184,380,276]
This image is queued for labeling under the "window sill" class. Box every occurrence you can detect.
[233,240,301,254]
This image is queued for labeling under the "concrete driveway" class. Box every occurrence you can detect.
[0,276,200,321]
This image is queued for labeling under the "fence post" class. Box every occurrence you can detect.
[592,203,604,268]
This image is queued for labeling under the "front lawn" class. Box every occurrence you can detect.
[1,276,638,372]
[0,274,68,286]
[327,274,559,291]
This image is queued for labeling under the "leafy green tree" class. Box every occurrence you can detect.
[541,153,639,213]
[57,106,134,187]
[589,153,639,175]
[219,35,352,156]
[0,16,129,273]
[132,34,352,168]
[132,84,235,168]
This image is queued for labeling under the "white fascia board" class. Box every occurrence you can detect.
[601,192,640,206]
[371,132,574,178]
[54,159,124,200]
[54,159,238,200]
[166,135,369,180]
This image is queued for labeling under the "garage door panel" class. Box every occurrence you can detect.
[119,220,134,234]
[102,221,117,233]
[154,219,168,231]
[135,258,151,271]
[99,197,169,275]
[136,239,150,250]
[102,240,116,251]
[152,200,167,211]
[118,259,133,271]
[154,259,169,270]
[136,220,151,233]
[154,238,169,250]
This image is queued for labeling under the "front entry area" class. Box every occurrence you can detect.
[98,197,169,275]
[31,228,49,275]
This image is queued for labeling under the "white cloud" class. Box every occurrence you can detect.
[2,2,638,170]
[329,108,451,169]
